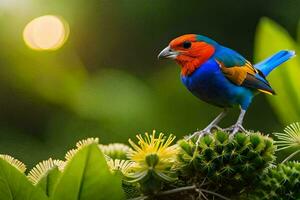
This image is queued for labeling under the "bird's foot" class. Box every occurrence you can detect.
[185,130,209,141]
[224,124,246,135]
[185,125,222,144]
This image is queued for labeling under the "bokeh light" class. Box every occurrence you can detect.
[23,15,69,51]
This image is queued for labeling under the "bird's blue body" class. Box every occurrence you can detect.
[181,44,295,110]
[181,58,253,110]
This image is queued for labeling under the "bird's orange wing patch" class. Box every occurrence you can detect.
[216,60,257,85]
[216,59,275,95]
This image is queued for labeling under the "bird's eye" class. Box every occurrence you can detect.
[182,41,192,49]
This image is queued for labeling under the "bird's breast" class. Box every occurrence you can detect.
[181,59,252,108]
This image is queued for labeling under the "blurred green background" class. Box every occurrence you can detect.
[0,0,300,167]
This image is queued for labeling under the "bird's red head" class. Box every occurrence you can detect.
[158,34,216,76]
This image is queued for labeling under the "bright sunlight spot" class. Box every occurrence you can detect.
[23,15,69,51]
[0,0,19,8]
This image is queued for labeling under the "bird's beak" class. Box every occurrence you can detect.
[157,46,179,60]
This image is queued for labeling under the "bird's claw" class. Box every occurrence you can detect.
[189,130,209,146]
[210,125,223,131]
[224,124,246,136]
[185,125,222,145]
[185,130,208,141]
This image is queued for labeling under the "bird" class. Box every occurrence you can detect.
[158,34,295,138]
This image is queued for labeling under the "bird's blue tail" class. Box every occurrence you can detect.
[254,50,296,76]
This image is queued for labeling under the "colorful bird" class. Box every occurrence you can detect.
[158,34,295,137]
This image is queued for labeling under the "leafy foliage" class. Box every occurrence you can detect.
[27,158,64,196]
[255,18,300,124]
[1,126,300,200]
[250,161,300,200]
[0,157,48,200]
[53,138,125,200]
[0,138,125,200]
[177,131,276,198]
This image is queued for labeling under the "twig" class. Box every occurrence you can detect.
[128,185,196,200]
[200,189,231,200]
[128,185,231,200]
[128,196,148,200]
[158,185,196,196]
[199,191,208,200]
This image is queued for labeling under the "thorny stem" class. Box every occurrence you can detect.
[128,185,230,200]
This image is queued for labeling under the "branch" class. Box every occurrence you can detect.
[128,185,231,200]
[157,185,196,196]
[199,189,231,200]
[128,185,196,200]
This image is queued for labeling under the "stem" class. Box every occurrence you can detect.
[200,189,231,200]
[128,185,196,200]
[156,185,196,196]
[128,185,231,200]
[128,197,148,200]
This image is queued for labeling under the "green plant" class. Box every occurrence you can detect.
[126,131,178,194]
[177,131,276,198]
[274,122,300,163]
[250,161,300,200]
[0,138,125,200]
[117,131,235,200]
[2,126,300,200]
[99,143,132,160]
[255,17,300,124]
[0,155,47,200]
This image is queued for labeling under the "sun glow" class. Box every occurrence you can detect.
[23,15,69,51]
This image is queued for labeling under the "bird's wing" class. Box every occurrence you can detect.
[214,47,275,95]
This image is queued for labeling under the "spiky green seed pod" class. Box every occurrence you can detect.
[177,131,276,195]
[250,161,300,200]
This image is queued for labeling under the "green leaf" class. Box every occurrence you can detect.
[297,20,300,43]
[52,143,125,200]
[0,159,48,200]
[27,159,65,197]
[254,17,300,124]
[36,167,62,197]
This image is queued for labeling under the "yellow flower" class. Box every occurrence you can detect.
[127,130,178,182]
